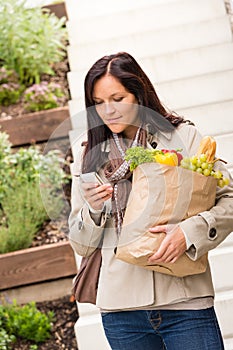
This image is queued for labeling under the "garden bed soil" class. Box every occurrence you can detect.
[12,295,79,350]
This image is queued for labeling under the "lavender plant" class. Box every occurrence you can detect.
[0,130,69,253]
[23,81,65,112]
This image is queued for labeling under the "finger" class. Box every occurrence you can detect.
[148,241,169,262]
[149,249,177,263]
[148,234,179,262]
[82,182,99,191]
[97,184,113,193]
[84,184,113,198]
[95,185,113,199]
[170,256,178,263]
[95,191,113,202]
[163,253,178,263]
[149,225,167,233]
[87,186,113,208]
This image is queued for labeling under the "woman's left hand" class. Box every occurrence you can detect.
[148,225,187,263]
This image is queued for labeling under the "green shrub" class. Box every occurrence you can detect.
[0,183,50,253]
[0,0,67,85]
[0,129,11,158]
[0,328,15,350]
[0,67,23,106]
[0,130,69,253]
[0,83,22,106]
[0,300,54,344]
[23,81,65,112]
[0,67,18,85]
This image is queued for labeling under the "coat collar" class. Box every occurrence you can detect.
[101,125,173,152]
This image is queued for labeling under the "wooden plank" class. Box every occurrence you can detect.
[0,241,77,290]
[0,106,71,146]
[43,2,68,20]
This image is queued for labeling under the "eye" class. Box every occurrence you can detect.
[94,100,103,106]
[113,97,123,102]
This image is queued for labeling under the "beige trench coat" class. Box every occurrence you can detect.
[68,123,233,310]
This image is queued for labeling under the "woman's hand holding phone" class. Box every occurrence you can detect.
[80,172,113,212]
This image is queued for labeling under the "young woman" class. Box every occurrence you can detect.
[69,52,233,350]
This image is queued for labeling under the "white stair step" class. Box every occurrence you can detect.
[74,313,111,350]
[68,42,233,86]
[68,69,233,110]
[65,0,196,21]
[223,338,233,350]
[77,300,100,317]
[68,99,85,118]
[68,103,87,129]
[140,43,233,84]
[214,291,233,339]
[67,0,226,45]
[209,244,233,292]
[217,233,233,249]
[67,16,232,68]
[69,42,233,82]
[157,70,233,110]
[178,100,233,136]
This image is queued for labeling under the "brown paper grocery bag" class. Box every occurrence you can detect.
[115,162,217,277]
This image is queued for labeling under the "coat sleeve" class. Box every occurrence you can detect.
[68,142,109,257]
[178,124,233,260]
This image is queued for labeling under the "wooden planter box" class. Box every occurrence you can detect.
[43,2,68,20]
[0,106,71,147]
[0,241,77,291]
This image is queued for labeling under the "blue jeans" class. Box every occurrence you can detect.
[101,307,224,350]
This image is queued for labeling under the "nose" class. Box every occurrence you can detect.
[104,102,115,115]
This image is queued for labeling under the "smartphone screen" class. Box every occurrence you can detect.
[79,172,104,185]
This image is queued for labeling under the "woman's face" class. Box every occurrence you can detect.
[92,74,140,137]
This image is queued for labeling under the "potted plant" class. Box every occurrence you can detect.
[0,130,76,291]
[0,0,71,146]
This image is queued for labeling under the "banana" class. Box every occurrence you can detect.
[196,136,216,162]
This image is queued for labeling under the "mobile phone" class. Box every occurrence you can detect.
[79,172,104,185]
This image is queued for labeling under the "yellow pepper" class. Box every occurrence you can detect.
[154,152,178,166]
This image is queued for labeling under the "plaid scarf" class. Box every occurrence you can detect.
[104,126,147,235]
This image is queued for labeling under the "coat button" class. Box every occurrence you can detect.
[78,221,83,230]
[151,142,157,149]
[209,227,217,238]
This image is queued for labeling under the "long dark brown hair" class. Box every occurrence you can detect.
[82,52,185,172]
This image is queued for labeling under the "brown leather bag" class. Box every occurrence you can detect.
[72,248,102,305]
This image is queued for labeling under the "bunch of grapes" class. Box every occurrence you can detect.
[180,154,230,188]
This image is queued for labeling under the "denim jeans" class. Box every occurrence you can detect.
[101,307,224,350]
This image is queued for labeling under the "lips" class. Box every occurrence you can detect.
[107,116,122,124]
